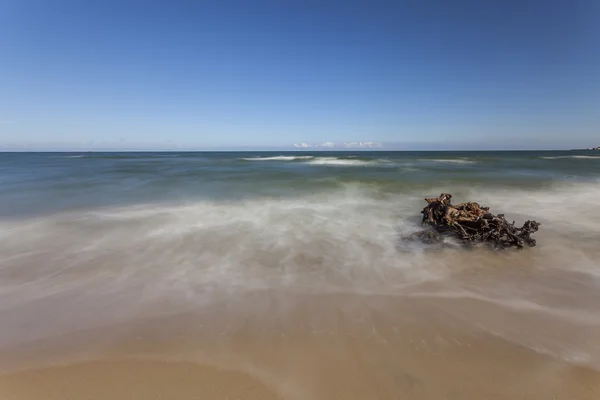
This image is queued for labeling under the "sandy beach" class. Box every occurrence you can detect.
[2,290,599,400]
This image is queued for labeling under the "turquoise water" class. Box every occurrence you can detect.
[1,151,600,363]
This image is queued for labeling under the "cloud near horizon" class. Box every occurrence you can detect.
[293,141,382,149]
[293,142,313,148]
[320,141,336,148]
[343,141,382,148]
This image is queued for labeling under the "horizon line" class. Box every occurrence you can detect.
[0,148,591,153]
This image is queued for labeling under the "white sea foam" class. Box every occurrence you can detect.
[1,184,599,297]
[241,156,314,161]
[240,155,394,166]
[1,183,600,356]
[307,157,389,166]
[467,182,600,233]
[540,155,600,160]
[419,158,476,164]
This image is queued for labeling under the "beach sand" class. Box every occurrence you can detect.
[1,291,599,400]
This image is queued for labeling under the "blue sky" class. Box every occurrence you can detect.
[1,0,599,150]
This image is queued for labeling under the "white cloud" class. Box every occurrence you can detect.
[293,141,383,149]
[343,141,382,148]
[293,142,312,148]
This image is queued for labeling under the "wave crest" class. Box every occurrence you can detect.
[307,157,387,166]
[419,159,476,164]
[540,156,600,160]
[241,156,315,161]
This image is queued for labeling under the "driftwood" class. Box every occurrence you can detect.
[410,193,540,250]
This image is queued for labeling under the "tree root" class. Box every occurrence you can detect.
[409,193,540,250]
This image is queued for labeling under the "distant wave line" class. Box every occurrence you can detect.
[540,156,600,160]
[419,159,476,164]
[241,156,315,161]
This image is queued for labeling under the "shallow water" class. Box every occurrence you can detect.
[1,150,599,372]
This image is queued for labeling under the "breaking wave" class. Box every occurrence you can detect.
[307,157,391,166]
[419,158,476,164]
[540,155,600,160]
[241,156,315,161]
[240,155,391,166]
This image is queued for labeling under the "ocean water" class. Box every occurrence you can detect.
[1,151,600,367]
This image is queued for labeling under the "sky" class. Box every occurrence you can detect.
[1,0,599,150]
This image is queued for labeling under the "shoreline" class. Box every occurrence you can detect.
[2,292,599,399]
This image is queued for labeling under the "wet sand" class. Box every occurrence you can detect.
[1,292,599,400]
[0,361,281,400]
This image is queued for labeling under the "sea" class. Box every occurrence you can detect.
[1,150,600,371]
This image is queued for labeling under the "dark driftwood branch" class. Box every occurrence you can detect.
[410,193,540,250]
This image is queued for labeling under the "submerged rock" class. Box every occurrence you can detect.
[409,193,540,250]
